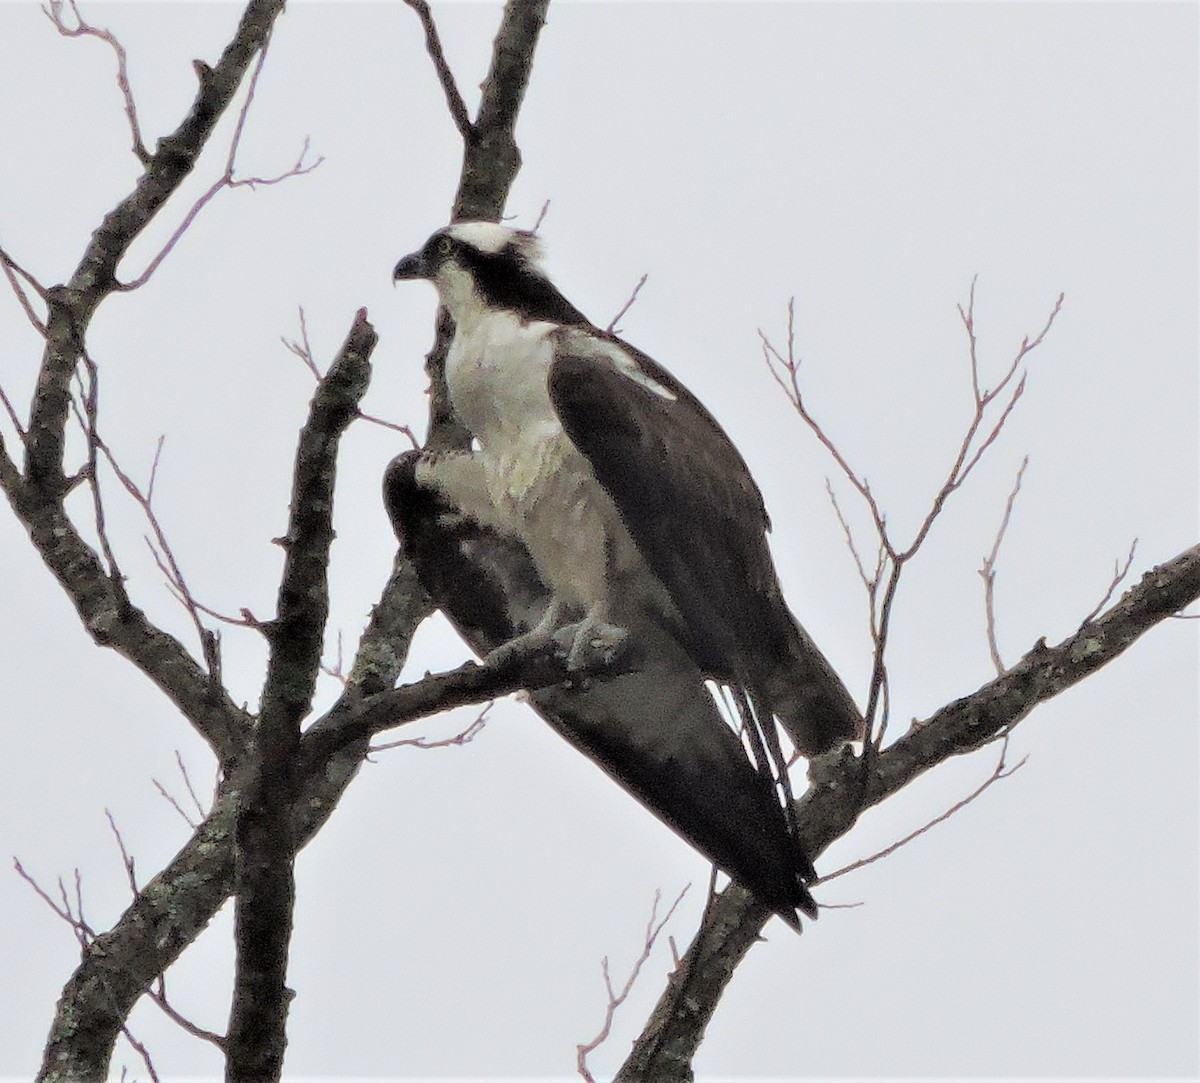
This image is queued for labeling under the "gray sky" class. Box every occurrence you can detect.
[1,2,1196,1079]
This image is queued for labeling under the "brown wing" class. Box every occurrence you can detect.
[547,332,862,755]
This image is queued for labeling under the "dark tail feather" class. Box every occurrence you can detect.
[731,686,818,921]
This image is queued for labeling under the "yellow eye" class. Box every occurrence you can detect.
[437,236,454,257]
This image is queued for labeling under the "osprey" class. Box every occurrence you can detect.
[389,222,861,927]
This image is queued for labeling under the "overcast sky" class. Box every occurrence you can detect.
[0,2,1196,1080]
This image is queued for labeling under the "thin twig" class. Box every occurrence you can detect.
[88,429,217,672]
[759,305,890,549]
[576,885,690,1082]
[179,751,211,819]
[116,36,321,291]
[607,273,648,334]
[0,244,48,336]
[980,456,1030,674]
[118,1024,161,1083]
[13,858,95,950]
[148,975,227,1049]
[825,477,872,593]
[152,778,199,829]
[820,738,1026,883]
[1080,539,1139,626]
[959,274,982,406]
[72,350,126,589]
[0,382,27,440]
[44,0,150,162]
[370,702,493,754]
[357,411,420,445]
[283,307,323,380]
[286,311,416,443]
[105,809,138,897]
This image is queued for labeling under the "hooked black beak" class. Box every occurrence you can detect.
[392,251,428,282]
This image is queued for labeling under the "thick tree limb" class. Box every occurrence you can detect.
[616,543,1200,1081]
[452,0,550,222]
[225,310,377,1081]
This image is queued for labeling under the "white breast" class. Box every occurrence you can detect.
[445,307,560,445]
[435,296,668,623]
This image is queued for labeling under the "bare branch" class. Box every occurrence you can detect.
[0,244,49,336]
[227,309,377,1080]
[25,0,287,489]
[148,975,226,1050]
[764,285,1063,748]
[403,0,473,141]
[1080,538,1139,626]
[370,702,492,754]
[13,858,96,951]
[980,456,1030,674]
[452,0,551,221]
[118,43,322,293]
[607,273,648,334]
[105,809,139,898]
[577,886,689,1082]
[821,738,1026,883]
[116,1025,160,1083]
[44,0,150,163]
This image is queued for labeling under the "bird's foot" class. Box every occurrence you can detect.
[552,617,630,672]
[482,624,556,670]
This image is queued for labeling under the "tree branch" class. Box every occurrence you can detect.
[618,542,1200,1079]
[403,0,472,141]
[452,0,550,222]
[25,0,286,489]
[45,0,150,164]
[225,310,376,1081]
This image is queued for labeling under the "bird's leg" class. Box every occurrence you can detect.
[482,600,564,669]
[483,601,629,674]
[552,605,630,672]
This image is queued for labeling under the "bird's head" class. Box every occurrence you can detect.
[393,222,543,312]
[393,222,589,327]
